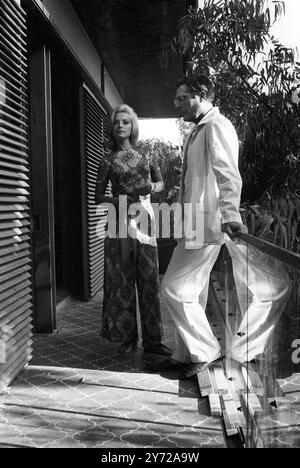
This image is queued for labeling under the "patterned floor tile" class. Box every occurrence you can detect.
[0,292,226,448]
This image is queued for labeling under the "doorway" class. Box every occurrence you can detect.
[27,10,85,332]
[51,49,83,304]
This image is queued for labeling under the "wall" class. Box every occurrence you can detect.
[32,0,123,108]
[104,70,124,110]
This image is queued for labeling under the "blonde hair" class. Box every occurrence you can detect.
[108,104,139,151]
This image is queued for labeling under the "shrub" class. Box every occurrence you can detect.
[139,138,183,205]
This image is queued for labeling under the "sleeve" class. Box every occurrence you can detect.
[150,158,163,183]
[206,119,243,224]
[96,156,112,189]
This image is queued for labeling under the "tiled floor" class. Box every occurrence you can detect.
[256,374,300,448]
[0,292,226,448]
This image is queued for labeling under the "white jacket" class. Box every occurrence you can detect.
[175,107,243,249]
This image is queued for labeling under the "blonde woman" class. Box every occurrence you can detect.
[95,104,172,356]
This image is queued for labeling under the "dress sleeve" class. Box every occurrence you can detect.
[96,155,112,189]
[149,158,164,194]
[150,158,163,183]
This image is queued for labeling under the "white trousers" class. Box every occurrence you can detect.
[161,238,291,364]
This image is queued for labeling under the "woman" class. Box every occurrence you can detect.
[95,104,172,356]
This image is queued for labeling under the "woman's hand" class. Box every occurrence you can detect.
[127,194,139,205]
[134,182,152,196]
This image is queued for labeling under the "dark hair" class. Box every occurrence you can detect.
[176,74,215,101]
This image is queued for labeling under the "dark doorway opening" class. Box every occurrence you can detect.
[26,4,87,331]
[51,50,83,304]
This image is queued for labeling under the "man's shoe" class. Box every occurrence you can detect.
[182,362,210,379]
[143,343,173,356]
[182,355,224,379]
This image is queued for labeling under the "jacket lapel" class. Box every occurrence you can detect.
[178,108,220,204]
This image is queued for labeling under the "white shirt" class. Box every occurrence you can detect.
[175,107,243,249]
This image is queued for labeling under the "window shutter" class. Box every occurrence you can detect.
[0,0,33,390]
[80,84,109,300]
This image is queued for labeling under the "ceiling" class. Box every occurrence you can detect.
[70,0,187,118]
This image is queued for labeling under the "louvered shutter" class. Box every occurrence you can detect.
[80,84,109,300]
[0,0,32,390]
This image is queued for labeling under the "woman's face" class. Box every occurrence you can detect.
[112,112,133,142]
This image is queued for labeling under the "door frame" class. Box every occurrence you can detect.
[28,42,56,333]
[24,0,112,331]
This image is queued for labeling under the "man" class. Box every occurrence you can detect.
[157,74,291,378]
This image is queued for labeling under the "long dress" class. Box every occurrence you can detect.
[96,148,164,347]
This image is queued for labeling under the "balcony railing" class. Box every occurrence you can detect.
[200,232,300,448]
[236,232,300,272]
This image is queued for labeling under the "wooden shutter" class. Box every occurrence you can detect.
[0,0,33,390]
[80,84,109,300]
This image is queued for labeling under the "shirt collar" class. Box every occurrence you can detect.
[196,107,220,127]
[184,107,220,147]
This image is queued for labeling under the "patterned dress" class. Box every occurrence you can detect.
[96,148,164,347]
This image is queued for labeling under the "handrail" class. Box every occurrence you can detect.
[236,232,300,272]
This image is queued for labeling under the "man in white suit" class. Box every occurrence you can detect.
[158,74,291,378]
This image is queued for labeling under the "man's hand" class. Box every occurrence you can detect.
[222,222,248,241]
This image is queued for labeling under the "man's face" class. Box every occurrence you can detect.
[174,84,201,122]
